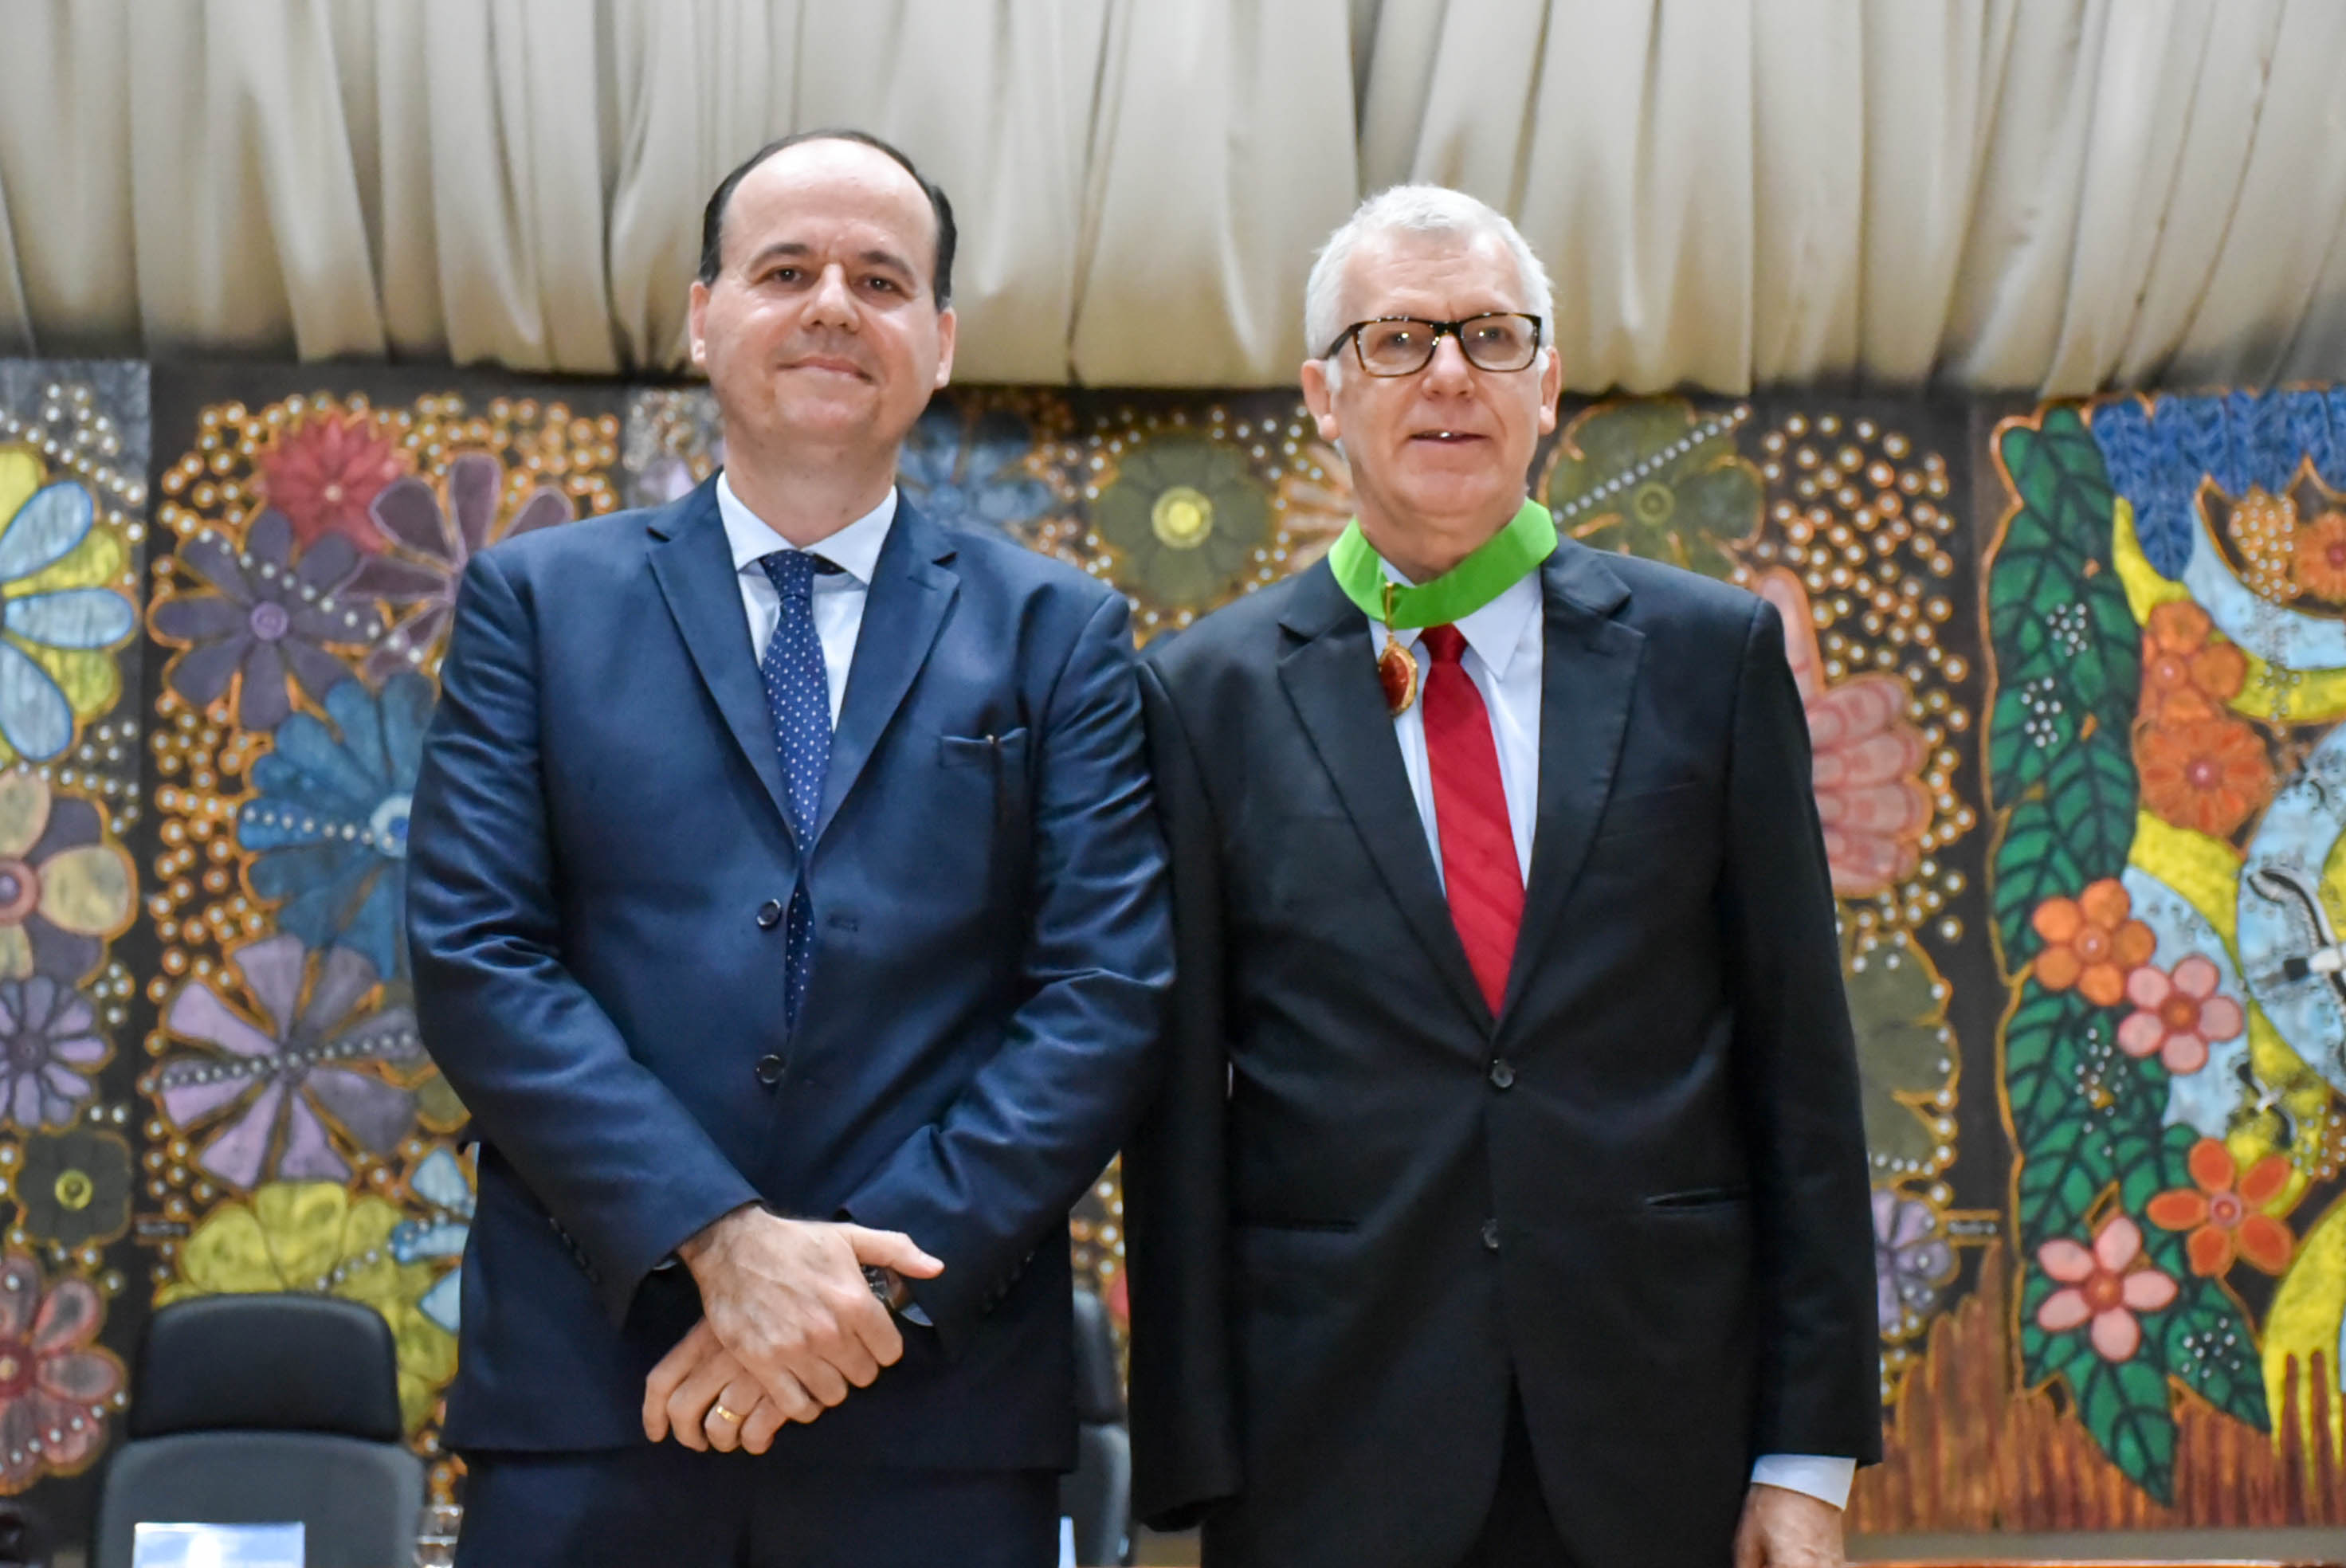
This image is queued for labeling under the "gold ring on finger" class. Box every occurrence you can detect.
[712,1402,743,1425]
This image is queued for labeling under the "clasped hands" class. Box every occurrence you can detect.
[641,1205,943,1455]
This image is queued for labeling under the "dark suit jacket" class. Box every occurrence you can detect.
[406,479,1171,1469]
[1125,540,1879,1566]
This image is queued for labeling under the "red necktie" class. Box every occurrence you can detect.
[1418,625,1524,1015]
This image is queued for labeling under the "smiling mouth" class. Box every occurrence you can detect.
[1410,431,1485,443]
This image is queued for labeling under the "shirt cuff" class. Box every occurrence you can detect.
[1749,1454,1855,1509]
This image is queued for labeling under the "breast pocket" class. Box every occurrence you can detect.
[937,727,1031,885]
[1592,782,1715,845]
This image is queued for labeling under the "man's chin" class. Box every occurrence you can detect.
[1380,468,1520,527]
[767,394,884,442]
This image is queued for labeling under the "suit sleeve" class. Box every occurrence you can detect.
[838,591,1173,1352]
[1721,596,1885,1464]
[406,551,760,1324]
[1122,658,1242,1528]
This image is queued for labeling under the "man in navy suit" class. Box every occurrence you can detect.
[407,129,1172,1566]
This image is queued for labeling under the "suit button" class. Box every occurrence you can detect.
[1481,1218,1501,1252]
[1489,1058,1516,1089]
[756,900,785,929]
[755,1054,787,1086]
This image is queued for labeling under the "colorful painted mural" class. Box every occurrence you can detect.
[0,360,2330,1550]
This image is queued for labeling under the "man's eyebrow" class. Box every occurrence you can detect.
[741,241,917,277]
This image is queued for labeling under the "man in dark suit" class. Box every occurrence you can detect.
[1124,186,1879,1568]
[407,130,1171,1567]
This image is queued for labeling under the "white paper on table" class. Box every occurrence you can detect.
[131,1521,305,1568]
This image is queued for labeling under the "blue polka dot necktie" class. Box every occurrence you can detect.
[757,550,840,1029]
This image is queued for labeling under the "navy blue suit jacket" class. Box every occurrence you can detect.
[406,478,1171,1468]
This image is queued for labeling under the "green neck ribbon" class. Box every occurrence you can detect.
[1326,497,1559,629]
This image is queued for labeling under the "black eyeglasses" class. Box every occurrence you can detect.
[1321,313,1545,377]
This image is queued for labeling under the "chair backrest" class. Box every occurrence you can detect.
[92,1433,426,1568]
[1059,1424,1132,1566]
[1060,1288,1131,1564]
[92,1296,422,1568]
[127,1295,402,1441]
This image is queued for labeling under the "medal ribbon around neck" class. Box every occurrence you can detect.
[1326,497,1559,714]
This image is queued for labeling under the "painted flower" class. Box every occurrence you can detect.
[1873,1190,1956,1337]
[2146,1137,2293,1276]
[2035,1216,2176,1362]
[1094,435,1270,612]
[2136,715,2273,839]
[238,674,431,982]
[390,1145,474,1335]
[155,933,421,1192]
[256,412,406,552]
[0,450,136,764]
[1544,398,1760,579]
[347,453,571,683]
[0,978,108,1131]
[2029,880,2156,1006]
[159,1182,457,1432]
[2117,955,2244,1075]
[0,1252,123,1488]
[898,406,1053,539]
[149,509,380,731]
[2291,511,2346,602]
[14,1128,131,1250]
[1845,932,1953,1180]
[2138,600,2246,725]
[1756,569,1931,896]
[0,771,133,985]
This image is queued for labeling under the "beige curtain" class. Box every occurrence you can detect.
[0,0,2338,392]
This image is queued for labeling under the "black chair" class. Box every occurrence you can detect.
[91,1295,425,1568]
[1058,1286,1132,1566]
[0,1500,53,1567]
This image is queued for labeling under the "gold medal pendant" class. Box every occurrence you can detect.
[1378,582,1419,715]
[1379,635,1419,715]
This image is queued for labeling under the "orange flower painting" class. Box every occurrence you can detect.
[2138,601,2246,725]
[2030,880,2155,1007]
[2145,1138,2293,1276]
[2136,716,2273,840]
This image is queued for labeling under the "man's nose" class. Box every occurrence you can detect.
[804,264,859,330]
[1420,332,1474,390]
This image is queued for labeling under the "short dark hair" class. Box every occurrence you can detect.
[696,128,956,308]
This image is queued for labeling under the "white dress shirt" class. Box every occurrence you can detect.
[716,470,897,716]
[1369,551,1857,1512]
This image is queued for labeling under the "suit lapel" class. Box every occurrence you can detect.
[645,480,798,843]
[1502,543,1645,1016]
[814,500,956,842]
[1276,563,1491,1031]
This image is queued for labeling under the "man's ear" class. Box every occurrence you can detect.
[933,306,958,389]
[1536,346,1562,436]
[1300,358,1342,444]
[687,280,712,372]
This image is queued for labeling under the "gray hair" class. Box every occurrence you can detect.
[1303,186,1556,367]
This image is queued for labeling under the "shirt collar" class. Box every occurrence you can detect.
[716,470,897,585]
[1373,553,1544,680]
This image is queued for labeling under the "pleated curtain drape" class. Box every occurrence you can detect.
[0,0,2338,393]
